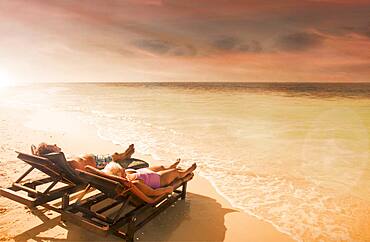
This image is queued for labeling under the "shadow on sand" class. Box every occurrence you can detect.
[13,192,236,241]
[13,207,66,242]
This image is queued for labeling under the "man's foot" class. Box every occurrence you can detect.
[123,144,135,158]
[113,144,135,162]
[170,158,181,169]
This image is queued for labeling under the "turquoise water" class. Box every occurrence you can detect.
[1,82,369,241]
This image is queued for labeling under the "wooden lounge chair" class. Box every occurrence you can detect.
[0,152,85,210]
[61,165,193,242]
[0,151,149,210]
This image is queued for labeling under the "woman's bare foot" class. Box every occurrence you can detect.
[178,163,197,179]
[184,172,194,181]
[170,158,181,169]
[171,172,194,187]
[185,163,197,174]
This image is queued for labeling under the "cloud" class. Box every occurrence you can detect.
[212,36,263,53]
[1,0,370,82]
[213,36,238,50]
[134,39,171,54]
[170,44,197,56]
[276,32,324,51]
[135,35,263,56]
[337,23,370,38]
[322,63,370,73]
[360,24,370,38]
[237,40,262,53]
[133,39,197,56]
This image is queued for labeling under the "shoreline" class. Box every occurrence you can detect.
[200,172,298,242]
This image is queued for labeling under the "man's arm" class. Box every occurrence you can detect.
[67,159,85,170]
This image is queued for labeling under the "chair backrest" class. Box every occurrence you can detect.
[76,167,130,198]
[16,152,62,178]
[44,152,84,184]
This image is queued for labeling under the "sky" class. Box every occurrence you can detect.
[0,0,370,83]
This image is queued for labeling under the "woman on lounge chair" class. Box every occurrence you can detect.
[102,157,196,196]
[33,142,196,197]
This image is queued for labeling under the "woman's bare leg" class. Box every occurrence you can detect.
[170,173,194,188]
[148,165,166,172]
[148,159,181,172]
[159,163,196,186]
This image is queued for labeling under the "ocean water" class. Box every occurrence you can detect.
[1,82,370,242]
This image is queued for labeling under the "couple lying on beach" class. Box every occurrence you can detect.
[32,143,196,197]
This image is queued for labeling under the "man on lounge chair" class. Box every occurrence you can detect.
[32,143,138,170]
[33,143,196,197]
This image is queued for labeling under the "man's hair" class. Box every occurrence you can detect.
[35,142,56,157]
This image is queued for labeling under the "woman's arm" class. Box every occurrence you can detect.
[132,180,173,197]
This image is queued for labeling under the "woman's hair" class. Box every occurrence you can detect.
[34,142,58,157]
[102,161,125,177]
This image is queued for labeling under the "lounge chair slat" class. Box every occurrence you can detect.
[12,183,40,195]
[96,200,122,214]
[78,206,113,223]
[61,211,110,237]
[70,193,108,211]
[24,177,55,186]
[0,188,36,207]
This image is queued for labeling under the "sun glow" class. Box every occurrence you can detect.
[0,69,13,88]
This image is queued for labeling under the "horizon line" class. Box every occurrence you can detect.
[14,81,370,85]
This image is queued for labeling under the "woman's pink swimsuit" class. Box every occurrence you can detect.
[130,168,161,189]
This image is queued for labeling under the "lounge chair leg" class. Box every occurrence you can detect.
[181,182,187,200]
[15,167,34,183]
[75,185,91,205]
[113,196,131,223]
[43,179,59,194]
[62,193,70,210]
[27,184,37,198]
[126,234,134,242]
[126,216,136,242]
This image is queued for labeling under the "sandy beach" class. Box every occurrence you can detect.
[0,109,293,242]
[1,0,370,240]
